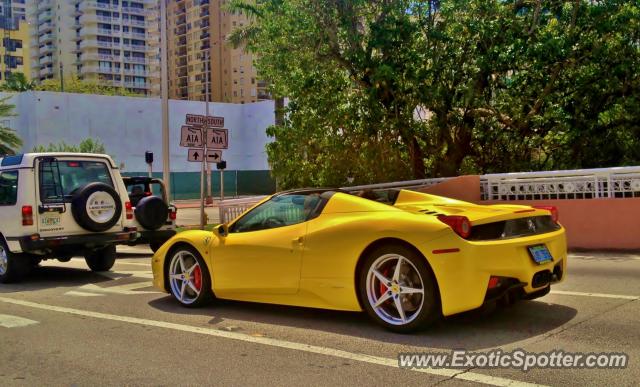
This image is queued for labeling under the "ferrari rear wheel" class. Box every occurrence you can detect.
[359,245,439,332]
[167,246,213,307]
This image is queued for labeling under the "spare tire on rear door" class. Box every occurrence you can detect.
[134,196,169,230]
[71,182,122,232]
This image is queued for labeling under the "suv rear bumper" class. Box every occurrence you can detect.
[17,230,138,252]
[131,229,177,244]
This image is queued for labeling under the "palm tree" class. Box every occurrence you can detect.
[227,0,285,126]
[0,97,22,155]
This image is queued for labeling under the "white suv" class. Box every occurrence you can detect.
[0,153,138,283]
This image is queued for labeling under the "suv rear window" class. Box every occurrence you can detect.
[39,160,113,203]
[0,170,18,205]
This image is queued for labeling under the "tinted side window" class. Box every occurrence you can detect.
[0,170,18,205]
[230,194,321,233]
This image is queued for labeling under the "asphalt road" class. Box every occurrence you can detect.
[0,249,638,386]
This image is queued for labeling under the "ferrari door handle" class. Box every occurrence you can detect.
[292,236,304,245]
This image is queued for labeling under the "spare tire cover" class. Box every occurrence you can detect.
[71,182,122,232]
[134,196,169,230]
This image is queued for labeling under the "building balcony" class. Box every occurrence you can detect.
[79,2,119,12]
[81,53,118,62]
[38,11,53,23]
[122,44,148,53]
[39,56,53,66]
[39,45,55,55]
[38,23,53,33]
[81,66,122,75]
[122,7,150,16]
[123,31,146,40]
[80,14,120,24]
[124,81,150,89]
[126,19,147,27]
[39,33,55,44]
[124,56,147,64]
[124,68,148,76]
[80,28,118,38]
[40,67,54,77]
[38,1,52,11]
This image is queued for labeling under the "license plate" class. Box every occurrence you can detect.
[528,244,553,264]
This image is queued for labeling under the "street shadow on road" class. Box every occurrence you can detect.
[148,296,577,350]
[0,265,114,294]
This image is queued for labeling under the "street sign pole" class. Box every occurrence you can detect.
[199,54,211,230]
[205,52,213,205]
[220,168,225,202]
[160,0,171,201]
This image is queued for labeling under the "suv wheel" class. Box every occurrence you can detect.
[0,241,29,283]
[84,245,117,272]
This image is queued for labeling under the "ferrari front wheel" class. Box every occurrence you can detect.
[359,245,439,333]
[167,246,213,307]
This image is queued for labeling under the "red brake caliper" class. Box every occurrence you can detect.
[378,267,390,298]
[193,265,202,291]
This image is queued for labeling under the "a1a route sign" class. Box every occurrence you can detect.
[187,148,206,162]
[206,128,229,149]
[180,126,203,147]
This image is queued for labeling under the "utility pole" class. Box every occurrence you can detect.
[199,54,210,229]
[59,62,64,92]
[160,0,171,201]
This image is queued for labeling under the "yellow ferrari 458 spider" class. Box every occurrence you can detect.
[152,189,566,332]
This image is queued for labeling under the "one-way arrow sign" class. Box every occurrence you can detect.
[188,148,204,162]
[206,150,222,162]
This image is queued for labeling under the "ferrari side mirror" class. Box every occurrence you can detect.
[217,224,228,237]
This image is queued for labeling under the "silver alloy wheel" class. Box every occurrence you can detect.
[168,250,203,305]
[0,245,7,275]
[365,254,425,325]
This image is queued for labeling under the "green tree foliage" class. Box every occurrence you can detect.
[1,72,35,92]
[0,97,22,155]
[32,138,107,154]
[231,0,640,188]
[34,75,139,97]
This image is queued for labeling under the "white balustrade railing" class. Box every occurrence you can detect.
[481,166,640,200]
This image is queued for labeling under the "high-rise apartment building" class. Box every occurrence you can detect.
[0,0,31,83]
[29,0,160,96]
[167,0,269,103]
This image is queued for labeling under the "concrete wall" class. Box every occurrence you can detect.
[2,91,275,173]
[420,176,640,251]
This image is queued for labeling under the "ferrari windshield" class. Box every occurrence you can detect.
[230,193,322,232]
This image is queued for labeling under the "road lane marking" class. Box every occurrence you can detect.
[64,291,104,297]
[77,282,160,295]
[96,270,154,280]
[0,314,39,328]
[0,297,543,387]
[550,290,639,300]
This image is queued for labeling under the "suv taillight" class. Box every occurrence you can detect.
[22,205,34,226]
[169,208,177,221]
[125,201,133,220]
[437,215,472,239]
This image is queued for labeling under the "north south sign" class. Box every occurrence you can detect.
[186,114,224,128]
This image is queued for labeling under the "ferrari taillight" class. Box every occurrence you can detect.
[22,205,34,226]
[533,205,559,223]
[125,201,133,220]
[437,215,471,239]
